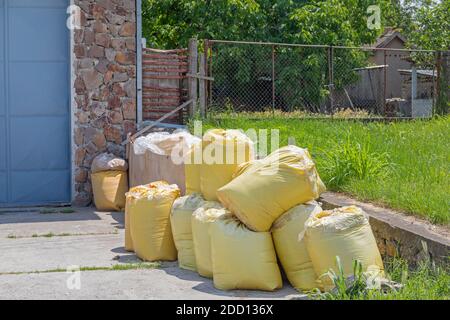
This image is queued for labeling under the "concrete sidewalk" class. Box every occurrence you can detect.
[0,267,304,300]
[0,207,305,300]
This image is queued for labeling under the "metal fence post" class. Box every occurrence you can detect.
[208,41,213,107]
[432,51,438,113]
[383,50,387,116]
[136,0,143,126]
[272,45,276,116]
[188,38,198,116]
[204,40,210,115]
[328,45,334,114]
[435,50,450,115]
[199,52,207,117]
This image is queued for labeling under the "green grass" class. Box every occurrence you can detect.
[8,230,119,239]
[59,208,76,214]
[39,208,58,214]
[195,115,450,225]
[0,262,160,276]
[39,207,76,214]
[315,258,449,300]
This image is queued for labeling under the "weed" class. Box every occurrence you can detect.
[39,208,57,214]
[322,132,392,188]
[0,262,160,276]
[314,256,449,300]
[60,208,76,214]
[42,232,55,238]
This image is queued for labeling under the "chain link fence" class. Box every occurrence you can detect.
[206,40,446,118]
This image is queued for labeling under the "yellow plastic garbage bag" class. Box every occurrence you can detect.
[210,215,282,291]
[170,193,205,271]
[191,201,229,278]
[92,170,128,211]
[271,201,322,291]
[304,206,384,291]
[200,129,254,201]
[217,145,326,232]
[127,181,180,261]
[184,143,202,195]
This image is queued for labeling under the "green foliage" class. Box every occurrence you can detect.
[317,257,450,300]
[386,0,450,51]
[322,131,392,188]
[142,0,266,49]
[143,1,396,112]
[143,0,387,49]
[317,258,375,300]
[290,0,384,46]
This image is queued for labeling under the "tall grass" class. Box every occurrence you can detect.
[321,132,392,188]
[196,115,450,224]
[316,257,449,300]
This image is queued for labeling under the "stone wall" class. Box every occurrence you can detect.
[72,0,137,205]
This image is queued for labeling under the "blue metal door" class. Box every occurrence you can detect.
[0,0,70,206]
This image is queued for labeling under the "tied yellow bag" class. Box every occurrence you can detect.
[217,145,326,232]
[200,129,254,201]
[210,216,282,291]
[184,143,202,195]
[191,201,229,278]
[170,193,205,271]
[304,206,384,291]
[271,201,322,291]
[92,171,128,211]
[127,181,180,261]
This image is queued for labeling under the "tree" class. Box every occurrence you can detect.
[142,0,265,49]
[142,1,448,113]
[142,0,390,49]
[407,0,449,51]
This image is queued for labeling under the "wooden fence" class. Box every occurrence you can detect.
[141,48,189,124]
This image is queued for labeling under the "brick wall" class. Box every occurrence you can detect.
[72,0,137,205]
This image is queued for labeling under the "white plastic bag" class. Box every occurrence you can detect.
[133,130,200,157]
[91,153,128,173]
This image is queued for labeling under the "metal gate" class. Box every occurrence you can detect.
[0,0,70,206]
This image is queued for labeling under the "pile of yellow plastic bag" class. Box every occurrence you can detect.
[122,129,384,294]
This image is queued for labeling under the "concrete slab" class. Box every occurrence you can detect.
[0,232,132,273]
[0,206,305,299]
[0,268,305,300]
[0,207,123,238]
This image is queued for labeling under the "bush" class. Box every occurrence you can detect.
[322,132,392,188]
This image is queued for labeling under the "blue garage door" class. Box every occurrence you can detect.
[0,0,70,206]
